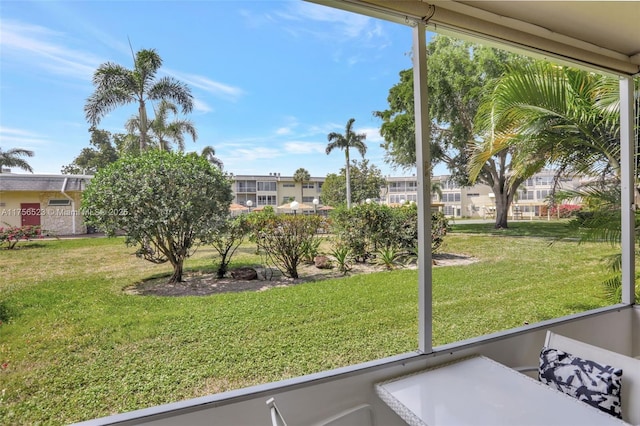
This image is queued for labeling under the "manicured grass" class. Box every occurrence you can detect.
[0,225,619,424]
[450,219,577,238]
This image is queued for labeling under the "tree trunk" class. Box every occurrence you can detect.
[168,259,184,283]
[345,149,352,208]
[494,189,511,229]
[217,252,229,278]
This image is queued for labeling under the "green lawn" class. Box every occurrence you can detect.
[0,222,620,424]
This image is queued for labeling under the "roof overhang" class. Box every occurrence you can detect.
[306,0,640,76]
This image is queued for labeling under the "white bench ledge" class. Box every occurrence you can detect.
[376,355,630,426]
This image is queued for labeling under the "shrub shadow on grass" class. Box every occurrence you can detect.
[563,302,603,312]
[2,242,49,250]
[0,300,14,323]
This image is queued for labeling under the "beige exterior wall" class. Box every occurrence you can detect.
[0,190,86,235]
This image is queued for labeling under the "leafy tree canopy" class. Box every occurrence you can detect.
[82,150,233,283]
[375,35,534,228]
[374,35,530,183]
[62,129,123,175]
[321,159,386,207]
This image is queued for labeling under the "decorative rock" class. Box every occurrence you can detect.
[314,255,333,269]
[230,267,258,280]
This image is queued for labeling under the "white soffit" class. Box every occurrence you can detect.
[308,0,640,76]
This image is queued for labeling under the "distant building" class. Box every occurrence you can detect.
[378,170,586,219]
[0,169,587,236]
[230,172,325,213]
[0,174,91,235]
[430,171,585,219]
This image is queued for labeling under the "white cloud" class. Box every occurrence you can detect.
[225,146,283,162]
[193,98,214,114]
[0,19,100,80]
[0,127,51,146]
[277,2,385,44]
[275,115,300,135]
[166,69,245,102]
[283,141,325,155]
[360,127,384,143]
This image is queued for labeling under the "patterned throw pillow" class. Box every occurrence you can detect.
[539,347,623,419]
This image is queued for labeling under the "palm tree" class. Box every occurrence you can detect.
[293,167,311,203]
[0,147,34,173]
[125,100,197,151]
[326,118,367,208]
[200,146,223,169]
[84,48,193,151]
[472,62,624,181]
[472,61,640,297]
[468,62,626,228]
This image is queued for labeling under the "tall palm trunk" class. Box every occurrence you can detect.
[138,100,148,151]
[345,148,352,208]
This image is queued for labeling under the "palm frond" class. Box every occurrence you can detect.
[0,147,35,173]
[148,77,193,114]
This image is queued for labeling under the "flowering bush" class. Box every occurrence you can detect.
[0,225,43,249]
[550,204,582,218]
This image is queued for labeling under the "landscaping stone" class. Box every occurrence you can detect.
[314,255,333,269]
[230,267,258,280]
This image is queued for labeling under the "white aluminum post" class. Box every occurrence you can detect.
[413,21,433,353]
[620,76,636,305]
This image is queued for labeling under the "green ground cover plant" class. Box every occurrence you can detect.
[0,222,618,424]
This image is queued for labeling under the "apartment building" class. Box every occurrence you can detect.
[230,170,585,218]
[378,170,585,219]
[230,173,325,211]
[434,171,585,219]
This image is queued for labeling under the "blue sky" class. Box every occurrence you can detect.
[0,0,434,178]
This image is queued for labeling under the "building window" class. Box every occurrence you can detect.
[282,183,295,188]
[442,179,459,190]
[236,180,256,192]
[537,189,550,200]
[389,182,406,192]
[48,199,71,206]
[535,176,553,186]
[442,193,461,202]
[258,195,277,205]
[520,190,535,200]
[302,182,315,189]
[257,181,277,192]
